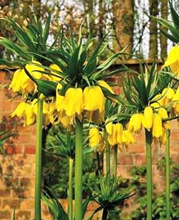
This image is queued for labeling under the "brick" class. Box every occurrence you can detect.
[13,165,32,177]
[20,199,34,210]
[5,145,23,154]
[127,143,144,153]
[86,201,100,211]
[0,189,11,198]
[15,210,31,220]
[117,165,132,178]
[0,210,11,219]
[134,154,146,165]
[2,199,21,209]
[118,154,133,165]
[24,145,36,154]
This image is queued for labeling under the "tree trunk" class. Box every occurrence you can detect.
[149,0,159,58]
[112,0,134,58]
[160,0,168,58]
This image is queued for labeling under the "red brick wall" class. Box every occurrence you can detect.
[1,63,179,219]
[0,68,52,220]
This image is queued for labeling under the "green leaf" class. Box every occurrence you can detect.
[152,16,179,41]
[35,79,57,97]
[160,29,178,43]
[43,13,51,44]
[169,1,179,29]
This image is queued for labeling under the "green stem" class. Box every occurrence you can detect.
[145,129,152,220]
[74,118,83,220]
[35,98,43,220]
[102,208,108,220]
[113,145,118,177]
[105,131,110,176]
[166,129,170,220]
[68,158,74,220]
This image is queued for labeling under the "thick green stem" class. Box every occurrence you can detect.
[35,98,43,220]
[145,129,152,220]
[68,158,74,220]
[166,129,170,220]
[105,131,110,176]
[113,145,118,177]
[102,208,108,220]
[74,118,83,220]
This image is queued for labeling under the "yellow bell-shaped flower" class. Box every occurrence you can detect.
[143,106,153,131]
[152,113,163,138]
[116,123,123,144]
[25,105,36,126]
[107,124,117,146]
[158,107,170,130]
[84,86,105,113]
[128,113,143,133]
[9,69,24,92]
[11,102,28,118]
[161,88,175,105]
[105,122,113,135]
[89,127,102,147]
[63,87,84,117]
[163,45,179,75]
[122,130,135,146]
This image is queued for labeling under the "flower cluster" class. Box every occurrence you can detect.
[127,106,170,144]
[105,122,135,147]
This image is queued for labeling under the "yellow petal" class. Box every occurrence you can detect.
[11,102,27,117]
[143,106,153,130]
[98,80,114,94]
[116,123,123,144]
[84,86,105,113]
[163,46,179,67]
[89,127,101,147]
[152,113,163,138]
[105,122,113,135]
[64,88,84,117]
[9,69,23,92]
[108,124,117,146]
[128,114,143,133]
[25,105,36,125]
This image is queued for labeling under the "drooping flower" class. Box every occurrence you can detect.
[163,45,179,75]
[84,86,105,113]
[152,113,163,138]
[143,106,153,131]
[158,107,170,130]
[63,88,84,117]
[160,87,175,105]
[107,124,117,146]
[9,61,45,95]
[121,130,135,146]
[105,122,113,135]
[116,123,123,144]
[128,113,143,133]
[11,100,37,126]
[11,102,28,118]
[89,127,102,147]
